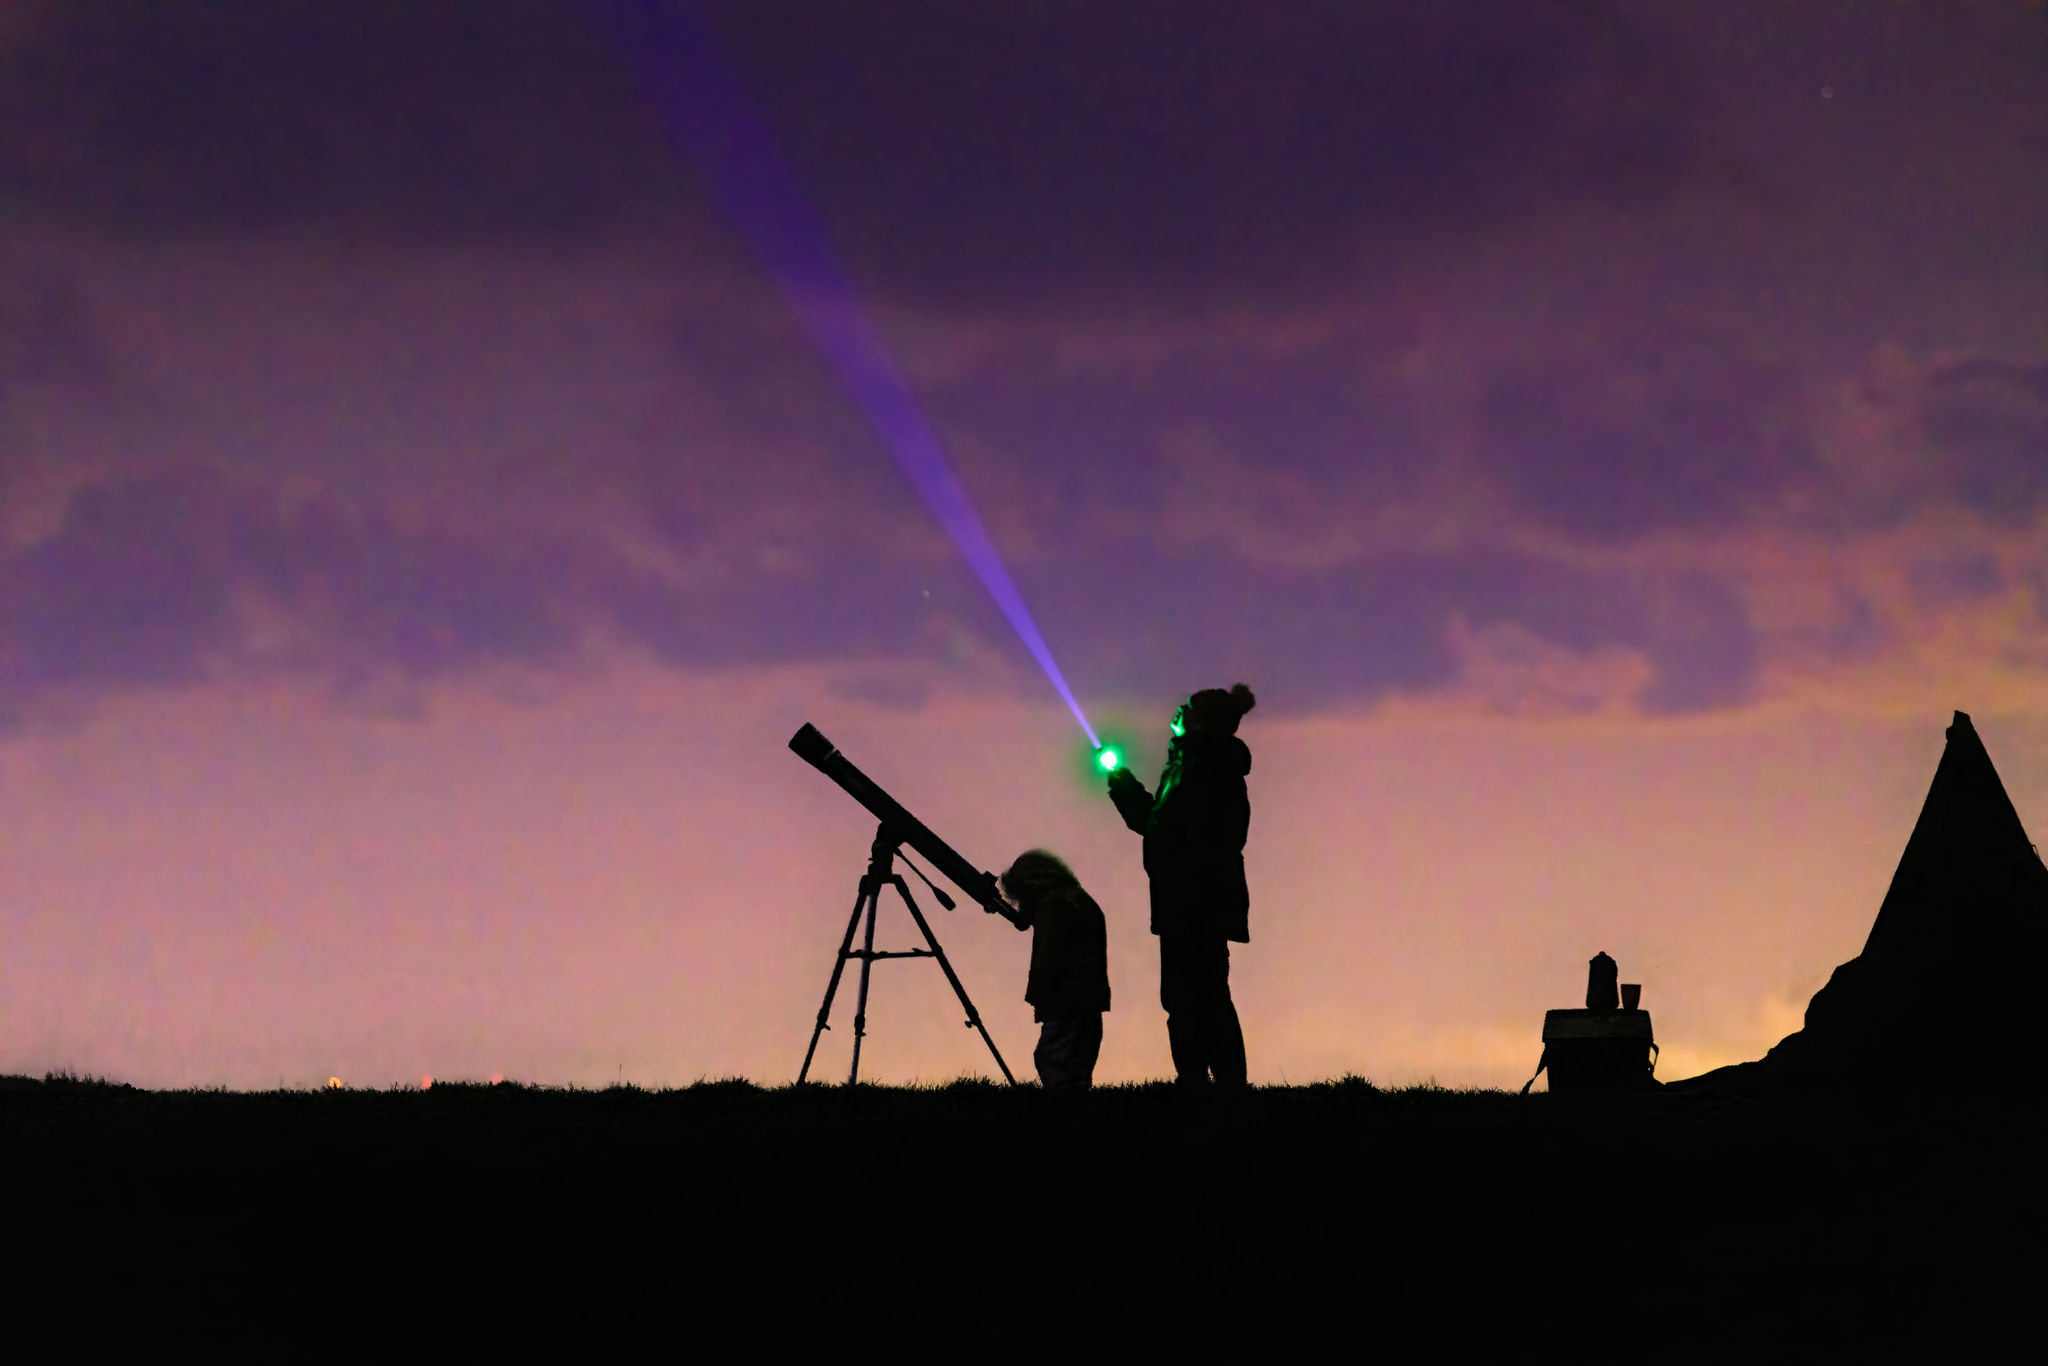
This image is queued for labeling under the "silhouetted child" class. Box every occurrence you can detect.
[998,850,1111,1091]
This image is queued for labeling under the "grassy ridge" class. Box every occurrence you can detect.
[6,1073,2035,1334]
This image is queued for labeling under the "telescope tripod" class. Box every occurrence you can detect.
[799,823,1017,1086]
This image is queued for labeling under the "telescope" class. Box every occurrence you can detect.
[788,722,1017,1085]
[789,722,1004,912]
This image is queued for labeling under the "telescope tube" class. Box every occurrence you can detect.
[789,723,1004,911]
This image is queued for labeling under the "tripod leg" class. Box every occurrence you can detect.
[847,886,881,1085]
[799,883,871,1084]
[891,876,1018,1086]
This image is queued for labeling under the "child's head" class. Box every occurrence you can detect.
[1000,849,1078,907]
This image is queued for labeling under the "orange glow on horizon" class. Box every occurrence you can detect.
[2,673,2042,1090]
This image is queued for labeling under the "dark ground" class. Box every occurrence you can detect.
[7,1073,2038,1342]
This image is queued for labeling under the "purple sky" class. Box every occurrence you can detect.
[0,2,2042,1088]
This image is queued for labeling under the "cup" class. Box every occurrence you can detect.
[1620,983,1642,1011]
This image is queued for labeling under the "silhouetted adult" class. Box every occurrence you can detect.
[1106,683,1256,1087]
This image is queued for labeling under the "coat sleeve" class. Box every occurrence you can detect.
[1107,771,1154,834]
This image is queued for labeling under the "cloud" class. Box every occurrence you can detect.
[1920,360,2048,521]
[2,468,239,689]
[955,539,1764,717]
[0,0,689,246]
[0,264,104,390]
[0,457,1775,727]
[920,329,1432,559]
[828,673,932,713]
[714,0,1719,309]
[1906,550,2005,608]
[1633,574,1758,714]
[228,490,588,682]
[1800,352,2048,535]
[0,257,109,497]
[21,284,2031,731]
[1808,590,1890,667]
[0,202,2036,736]
[0,0,1724,312]
[1,467,625,712]
[0,453,1012,720]
[592,542,947,672]
[1474,329,1814,544]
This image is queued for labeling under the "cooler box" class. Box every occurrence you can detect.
[1542,1009,1658,1092]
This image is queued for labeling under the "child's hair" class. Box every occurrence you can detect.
[1000,849,1078,904]
[1187,682,1257,734]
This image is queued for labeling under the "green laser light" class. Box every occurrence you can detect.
[1098,748,1121,772]
[1170,713,1186,737]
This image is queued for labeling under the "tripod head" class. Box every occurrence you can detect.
[789,723,1005,913]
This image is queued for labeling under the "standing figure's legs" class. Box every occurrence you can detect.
[1160,933,1247,1086]
[1208,940,1247,1088]
[1159,932,1209,1084]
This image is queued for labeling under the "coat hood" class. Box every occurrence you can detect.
[1177,731,1251,776]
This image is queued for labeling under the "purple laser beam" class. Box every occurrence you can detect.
[595,0,1101,748]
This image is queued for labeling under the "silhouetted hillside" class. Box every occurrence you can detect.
[5,1073,2036,1338]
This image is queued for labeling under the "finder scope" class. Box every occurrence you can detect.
[788,723,1004,912]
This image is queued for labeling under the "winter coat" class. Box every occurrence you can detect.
[1108,732,1252,942]
[1005,878,1112,1021]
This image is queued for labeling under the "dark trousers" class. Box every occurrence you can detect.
[1034,1014,1104,1091]
[1159,933,1247,1087]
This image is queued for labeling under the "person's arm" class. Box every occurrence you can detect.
[1106,768,1153,834]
